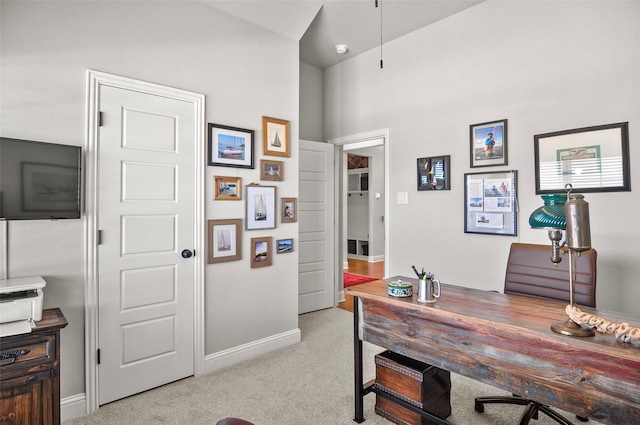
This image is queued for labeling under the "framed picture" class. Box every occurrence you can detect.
[260,159,284,181]
[464,170,518,236]
[207,219,242,264]
[246,185,276,230]
[417,155,450,191]
[281,197,297,223]
[251,236,272,268]
[262,116,290,157]
[470,119,508,168]
[534,122,630,194]
[207,123,254,169]
[214,176,242,200]
[21,163,80,212]
[276,238,294,254]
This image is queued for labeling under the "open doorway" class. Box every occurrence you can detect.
[330,129,389,304]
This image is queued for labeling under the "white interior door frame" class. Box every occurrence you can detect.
[329,128,390,280]
[84,70,205,413]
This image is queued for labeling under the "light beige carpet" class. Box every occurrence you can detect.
[64,307,601,425]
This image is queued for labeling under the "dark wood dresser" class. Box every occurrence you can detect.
[0,308,67,425]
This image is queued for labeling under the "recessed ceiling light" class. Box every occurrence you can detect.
[335,44,349,54]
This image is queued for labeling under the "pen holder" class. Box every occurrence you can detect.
[417,277,440,304]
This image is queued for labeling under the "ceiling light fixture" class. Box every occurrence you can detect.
[335,44,349,54]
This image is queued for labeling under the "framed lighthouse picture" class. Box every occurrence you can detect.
[262,116,290,157]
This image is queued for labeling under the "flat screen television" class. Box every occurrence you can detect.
[0,137,82,220]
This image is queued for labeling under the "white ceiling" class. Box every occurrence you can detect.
[205,1,483,69]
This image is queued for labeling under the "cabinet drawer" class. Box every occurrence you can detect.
[0,333,55,374]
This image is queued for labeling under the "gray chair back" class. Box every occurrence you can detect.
[504,243,596,307]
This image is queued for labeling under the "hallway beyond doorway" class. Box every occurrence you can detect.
[338,259,383,313]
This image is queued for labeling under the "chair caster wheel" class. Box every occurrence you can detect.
[577,416,589,422]
[474,401,485,413]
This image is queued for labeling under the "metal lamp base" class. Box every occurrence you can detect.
[551,319,595,337]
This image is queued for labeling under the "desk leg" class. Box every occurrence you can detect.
[353,296,365,423]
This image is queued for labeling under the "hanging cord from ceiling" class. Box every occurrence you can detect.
[375,0,383,68]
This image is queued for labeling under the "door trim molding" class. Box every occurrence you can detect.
[329,128,390,284]
[84,70,205,413]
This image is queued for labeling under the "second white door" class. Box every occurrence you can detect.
[298,140,335,314]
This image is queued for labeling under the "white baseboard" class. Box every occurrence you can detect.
[61,393,87,422]
[204,327,301,374]
[60,328,301,421]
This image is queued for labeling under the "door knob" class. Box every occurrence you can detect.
[181,249,193,258]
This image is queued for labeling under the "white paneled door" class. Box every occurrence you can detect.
[298,140,335,314]
[97,84,196,405]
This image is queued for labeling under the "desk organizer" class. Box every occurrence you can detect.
[374,350,451,425]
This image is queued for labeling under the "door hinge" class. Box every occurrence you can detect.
[97,230,102,245]
[98,111,103,127]
[97,348,101,365]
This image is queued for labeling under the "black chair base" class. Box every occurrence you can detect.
[475,395,588,425]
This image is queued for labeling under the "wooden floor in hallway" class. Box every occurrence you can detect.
[338,258,384,313]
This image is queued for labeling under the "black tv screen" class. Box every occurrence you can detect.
[0,137,82,220]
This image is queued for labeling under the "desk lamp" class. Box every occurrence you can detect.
[529,184,595,337]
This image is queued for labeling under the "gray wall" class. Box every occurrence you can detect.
[299,61,324,142]
[1,0,300,409]
[324,0,640,315]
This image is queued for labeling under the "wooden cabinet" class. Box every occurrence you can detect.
[0,308,67,425]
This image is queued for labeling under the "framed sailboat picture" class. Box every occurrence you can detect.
[246,184,276,230]
[260,159,283,181]
[262,116,290,157]
[208,123,255,168]
[214,176,242,200]
[207,219,242,264]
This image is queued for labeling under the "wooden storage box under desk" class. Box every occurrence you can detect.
[374,350,451,425]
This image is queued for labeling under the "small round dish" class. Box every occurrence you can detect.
[388,280,413,298]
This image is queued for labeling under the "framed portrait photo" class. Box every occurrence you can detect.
[262,116,290,157]
[281,197,297,223]
[207,219,242,264]
[534,122,630,194]
[208,123,254,169]
[251,236,273,268]
[260,159,284,181]
[214,176,242,200]
[470,119,508,168]
[246,185,276,230]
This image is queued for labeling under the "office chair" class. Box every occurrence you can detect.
[215,418,254,425]
[474,243,597,425]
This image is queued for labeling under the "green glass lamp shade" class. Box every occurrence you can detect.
[529,194,568,229]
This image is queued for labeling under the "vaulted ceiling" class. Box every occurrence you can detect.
[205,1,483,69]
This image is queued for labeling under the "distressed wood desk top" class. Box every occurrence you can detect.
[348,277,640,425]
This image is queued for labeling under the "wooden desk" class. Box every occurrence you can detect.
[348,278,640,425]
